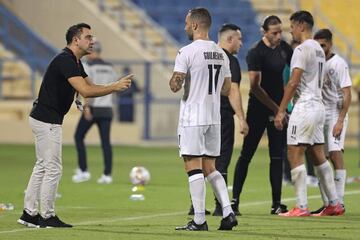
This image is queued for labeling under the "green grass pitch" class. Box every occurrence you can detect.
[0,144,359,240]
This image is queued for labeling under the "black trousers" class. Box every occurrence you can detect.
[74,115,113,175]
[118,104,135,122]
[215,110,235,185]
[232,103,286,205]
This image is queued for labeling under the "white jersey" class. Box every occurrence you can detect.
[291,39,326,104]
[174,39,231,127]
[322,54,352,112]
[84,59,118,107]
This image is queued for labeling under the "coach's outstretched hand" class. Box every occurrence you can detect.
[113,74,133,92]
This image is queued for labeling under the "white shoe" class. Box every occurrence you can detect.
[97,174,112,184]
[72,169,91,183]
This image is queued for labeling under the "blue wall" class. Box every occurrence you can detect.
[0,4,58,74]
[131,0,261,69]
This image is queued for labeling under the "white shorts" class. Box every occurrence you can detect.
[178,125,220,157]
[287,101,325,145]
[324,112,348,153]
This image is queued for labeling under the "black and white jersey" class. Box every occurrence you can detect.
[322,54,352,112]
[174,39,231,127]
[291,39,326,105]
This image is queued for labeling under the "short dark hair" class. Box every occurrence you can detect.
[66,23,91,45]
[290,11,314,28]
[218,23,241,35]
[314,28,333,41]
[262,15,281,31]
[189,8,212,29]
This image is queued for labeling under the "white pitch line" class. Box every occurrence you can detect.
[1,189,359,234]
[75,211,187,226]
[0,228,40,234]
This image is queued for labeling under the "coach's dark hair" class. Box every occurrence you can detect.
[314,28,333,41]
[66,23,91,45]
[262,15,281,31]
[219,23,241,35]
[290,11,314,28]
[189,8,212,29]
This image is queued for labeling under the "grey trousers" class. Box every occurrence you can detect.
[24,117,62,218]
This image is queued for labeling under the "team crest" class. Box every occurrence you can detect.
[324,74,331,87]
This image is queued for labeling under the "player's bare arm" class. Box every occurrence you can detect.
[169,72,186,93]
[249,71,279,114]
[333,86,352,138]
[81,77,94,118]
[84,76,96,87]
[229,82,249,136]
[68,74,133,98]
[221,77,231,96]
[274,68,302,130]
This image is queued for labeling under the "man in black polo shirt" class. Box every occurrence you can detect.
[212,23,248,216]
[17,23,133,228]
[231,16,292,215]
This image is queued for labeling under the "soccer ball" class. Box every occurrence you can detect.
[129,166,150,186]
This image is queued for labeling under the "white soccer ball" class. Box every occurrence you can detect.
[129,166,150,186]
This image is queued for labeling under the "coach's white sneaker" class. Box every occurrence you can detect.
[97,174,112,184]
[72,169,91,183]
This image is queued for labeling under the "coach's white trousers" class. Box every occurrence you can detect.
[24,117,62,218]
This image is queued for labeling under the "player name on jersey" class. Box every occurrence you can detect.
[203,51,224,60]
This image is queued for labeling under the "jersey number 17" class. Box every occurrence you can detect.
[208,64,222,94]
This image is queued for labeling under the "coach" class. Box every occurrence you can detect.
[18,23,132,228]
[231,15,292,215]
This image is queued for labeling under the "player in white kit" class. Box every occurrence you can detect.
[311,29,352,215]
[274,11,344,216]
[169,8,237,231]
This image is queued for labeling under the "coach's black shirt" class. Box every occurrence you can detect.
[246,40,292,108]
[30,48,87,124]
[221,49,241,114]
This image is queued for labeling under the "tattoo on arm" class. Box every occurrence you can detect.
[169,72,186,93]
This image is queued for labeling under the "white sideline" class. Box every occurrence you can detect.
[1,189,360,234]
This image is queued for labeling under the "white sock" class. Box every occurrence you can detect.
[314,161,338,206]
[207,170,233,218]
[318,180,329,206]
[335,169,346,205]
[189,173,206,225]
[291,164,307,209]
